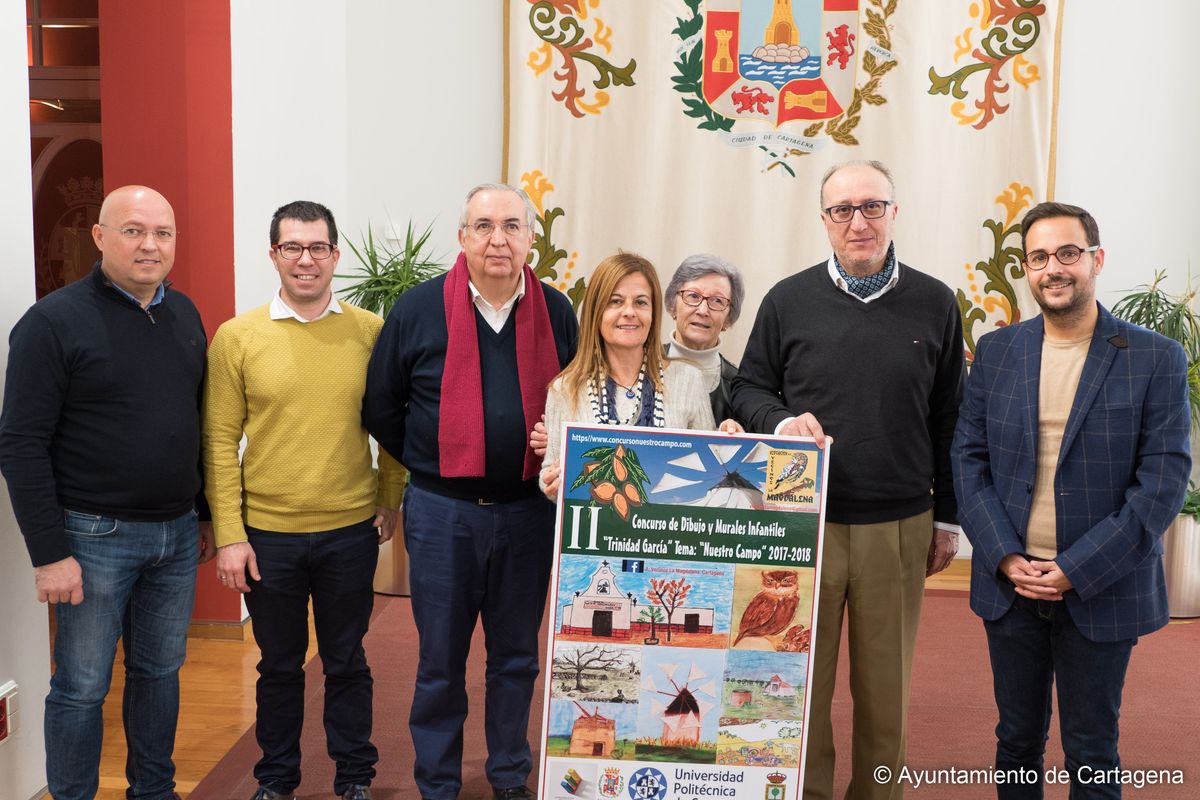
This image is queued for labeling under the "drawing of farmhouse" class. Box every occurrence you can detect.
[763,674,796,698]
[559,560,714,639]
[568,702,616,757]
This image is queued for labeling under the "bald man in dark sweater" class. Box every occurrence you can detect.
[733,161,965,800]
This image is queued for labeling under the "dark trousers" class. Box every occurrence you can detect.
[244,519,380,795]
[403,485,555,800]
[984,595,1135,799]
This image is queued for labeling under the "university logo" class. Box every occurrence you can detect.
[627,766,668,800]
[599,766,626,797]
[673,0,899,171]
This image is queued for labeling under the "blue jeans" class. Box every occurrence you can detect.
[403,485,554,800]
[984,595,1135,800]
[46,508,199,800]
[243,519,380,795]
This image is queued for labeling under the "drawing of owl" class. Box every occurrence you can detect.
[733,570,800,646]
[770,453,808,491]
[777,624,811,653]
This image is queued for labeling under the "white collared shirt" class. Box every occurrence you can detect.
[469,271,526,333]
[269,290,342,323]
[825,254,900,303]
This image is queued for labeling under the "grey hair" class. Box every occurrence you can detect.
[664,253,746,325]
[459,182,537,229]
[819,160,896,207]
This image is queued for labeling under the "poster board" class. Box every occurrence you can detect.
[538,424,830,800]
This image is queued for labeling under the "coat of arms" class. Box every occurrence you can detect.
[673,0,899,173]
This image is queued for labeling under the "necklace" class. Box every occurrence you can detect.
[586,363,667,428]
[613,380,637,400]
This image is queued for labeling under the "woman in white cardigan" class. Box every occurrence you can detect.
[539,252,740,499]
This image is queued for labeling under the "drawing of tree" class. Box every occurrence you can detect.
[554,644,625,692]
[638,606,664,643]
[647,577,692,643]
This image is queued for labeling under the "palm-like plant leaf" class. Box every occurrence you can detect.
[336,221,447,317]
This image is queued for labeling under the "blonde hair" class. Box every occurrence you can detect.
[558,252,665,403]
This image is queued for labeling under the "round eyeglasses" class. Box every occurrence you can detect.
[99,223,175,242]
[1022,244,1099,271]
[823,200,892,224]
[466,220,528,239]
[677,289,731,312]
[274,242,334,260]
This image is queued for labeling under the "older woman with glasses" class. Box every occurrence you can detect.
[539,252,739,499]
[663,253,746,426]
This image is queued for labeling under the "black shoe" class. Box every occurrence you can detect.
[341,787,372,800]
[251,788,295,800]
[492,787,535,800]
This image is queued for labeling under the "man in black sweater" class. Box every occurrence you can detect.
[733,161,965,800]
[363,183,577,800]
[0,185,212,800]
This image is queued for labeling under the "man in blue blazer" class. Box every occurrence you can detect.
[953,201,1190,799]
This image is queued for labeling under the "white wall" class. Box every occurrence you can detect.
[0,1,51,796]
[1056,0,1200,305]
[230,3,503,313]
[343,3,503,272]
[230,0,350,312]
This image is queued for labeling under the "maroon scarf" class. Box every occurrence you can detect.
[439,253,560,480]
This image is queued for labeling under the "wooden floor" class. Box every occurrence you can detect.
[96,621,319,800]
[91,562,971,798]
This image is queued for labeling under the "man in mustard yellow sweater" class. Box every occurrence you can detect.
[204,201,404,800]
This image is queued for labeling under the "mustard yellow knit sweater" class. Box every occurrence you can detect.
[203,303,405,546]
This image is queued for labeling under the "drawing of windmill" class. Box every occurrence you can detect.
[568,701,616,757]
[645,661,717,747]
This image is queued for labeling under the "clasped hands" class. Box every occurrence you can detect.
[999,553,1073,600]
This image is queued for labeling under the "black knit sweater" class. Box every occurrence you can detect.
[0,264,207,566]
[363,273,578,501]
[732,261,964,525]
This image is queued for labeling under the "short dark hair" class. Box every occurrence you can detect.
[1020,201,1099,252]
[270,200,338,246]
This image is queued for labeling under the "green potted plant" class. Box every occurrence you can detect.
[337,220,447,596]
[335,220,447,317]
[1111,270,1200,617]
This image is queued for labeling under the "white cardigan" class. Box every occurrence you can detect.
[540,359,716,485]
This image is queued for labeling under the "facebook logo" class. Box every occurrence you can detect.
[622,560,645,573]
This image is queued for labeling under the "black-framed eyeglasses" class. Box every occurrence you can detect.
[823,200,892,224]
[677,289,731,312]
[274,242,335,260]
[99,223,175,242]
[1022,244,1099,271]
[465,220,528,239]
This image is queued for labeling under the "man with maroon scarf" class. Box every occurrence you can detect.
[364,183,577,800]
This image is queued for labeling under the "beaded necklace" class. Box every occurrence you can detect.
[586,363,666,427]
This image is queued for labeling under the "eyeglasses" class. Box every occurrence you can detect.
[677,289,731,312]
[465,220,528,239]
[274,242,335,260]
[822,200,892,224]
[1022,244,1099,271]
[99,223,175,242]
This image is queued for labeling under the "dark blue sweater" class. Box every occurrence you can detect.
[732,261,964,526]
[363,273,578,501]
[0,264,207,566]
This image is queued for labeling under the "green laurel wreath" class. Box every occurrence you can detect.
[671,0,734,132]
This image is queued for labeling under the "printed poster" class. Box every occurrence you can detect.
[538,424,830,800]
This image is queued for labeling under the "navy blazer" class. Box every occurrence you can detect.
[952,304,1191,641]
